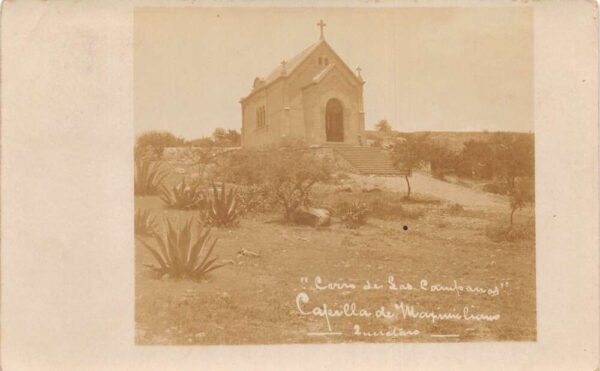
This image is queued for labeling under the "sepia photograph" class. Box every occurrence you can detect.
[133,6,535,345]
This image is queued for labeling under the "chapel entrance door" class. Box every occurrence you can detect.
[325,98,344,142]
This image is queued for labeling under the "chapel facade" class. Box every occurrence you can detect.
[240,20,366,148]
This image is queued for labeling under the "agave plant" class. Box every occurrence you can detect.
[202,182,241,227]
[134,156,169,196]
[136,216,226,280]
[160,177,204,209]
[337,201,369,229]
[135,208,156,236]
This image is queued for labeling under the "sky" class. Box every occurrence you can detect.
[134,7,533,139]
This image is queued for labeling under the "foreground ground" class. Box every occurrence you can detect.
[135,173,535,345]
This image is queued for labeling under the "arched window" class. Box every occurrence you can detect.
[324,57,329,65]
[256,105,266,129]
[318,57,323,65]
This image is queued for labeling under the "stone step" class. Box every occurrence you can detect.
[332,146,407,176]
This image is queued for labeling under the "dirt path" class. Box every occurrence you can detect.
[350,172,508,210]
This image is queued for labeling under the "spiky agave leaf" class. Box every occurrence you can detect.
[134,208,156,236]
[203,182,240,227]
[160,177,204,209]
[134,157,169,196]
[139,215,226,280]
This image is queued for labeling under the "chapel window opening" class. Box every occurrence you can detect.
[256,105,266,129]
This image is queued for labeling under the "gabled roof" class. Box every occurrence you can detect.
[263,40,324,85]
[241,38,363,103]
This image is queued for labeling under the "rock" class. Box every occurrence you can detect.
[362,187,382,193]
[292,207,331,227]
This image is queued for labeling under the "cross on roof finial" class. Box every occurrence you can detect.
[317,19,326,40]
[281,60,287,75]
[356,66,363,78]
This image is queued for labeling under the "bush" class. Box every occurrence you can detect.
[446,203,465,215]
[135,208,156,236]
[236,184,273,214]
[218,147,334,220]
[135,131,185,159]
[368,196,424,220]
[336,201,369,229]
[268,149,334,221]
[134,156,169,196]
[160,177,205,209]
[136,216,226,280]
[201,182,241,227]
[218,150,271,185]
[482,181,509,195]
[485,224,533,243]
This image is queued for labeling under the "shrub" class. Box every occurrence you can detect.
[268,149,333,221]
[218,150,271,185]
[336,201,369,229]
[134,156,169,196]
[368,196,424,220]
[236,184,273,214]
[135,208,156,236]
[482,181,508,195]
[160,177,205,209]
[201,182,241,227]
[218,147,334,221]
[136,216,226,280]
[485,223,533,243]
[135,131,185,159]
[446,203,465,215]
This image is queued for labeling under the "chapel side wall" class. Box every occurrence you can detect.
[241,80,288,148]
[241,91,267,148]
[266,80,285,144]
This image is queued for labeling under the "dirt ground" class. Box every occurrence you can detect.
[135,173,535,345]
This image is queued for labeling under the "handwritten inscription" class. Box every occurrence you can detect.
[295,275,509,338]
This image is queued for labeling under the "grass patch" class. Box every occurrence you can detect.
[485,223,534,243]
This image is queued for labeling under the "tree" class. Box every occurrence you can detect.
[489,133,534,225]
[458,139,496,179]
[135,131,185,159]
[508,177,534,225]
[265,148,333,221]
[218,146,333,221]
[392,133,432,199]
[375,119,392,133]
[187,136,215,148]
[210,128,241,147]
[489,133,534,191]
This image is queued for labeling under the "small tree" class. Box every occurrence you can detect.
[392,133,432,199]
[375,119,392,133]
[135,131,185,159]
[508,177,534,225]
[265,148,333,221]
[490,133,534,191]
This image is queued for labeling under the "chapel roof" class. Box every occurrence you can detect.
[262,39,324,86]
[241,21,364,103]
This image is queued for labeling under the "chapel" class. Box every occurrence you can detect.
[240,20,366,148]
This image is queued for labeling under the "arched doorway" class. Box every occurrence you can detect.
[325,98,344,142]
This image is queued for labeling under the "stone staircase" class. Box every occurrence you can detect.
[328,145,407,176]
